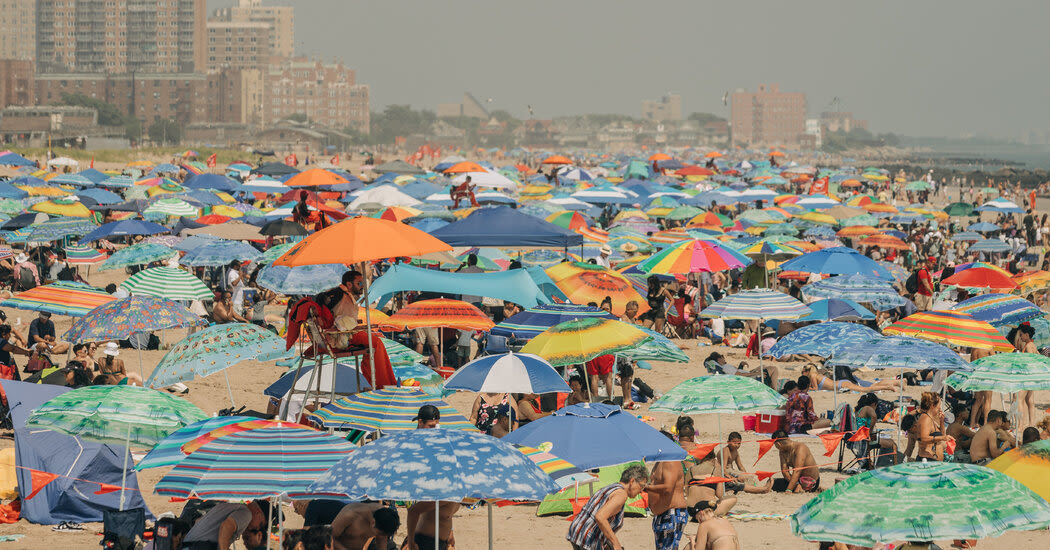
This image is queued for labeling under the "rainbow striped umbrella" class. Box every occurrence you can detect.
[883,310,1014,351]
[638,238,752,274]
[700,289,812,320]
[519,317,651,367]
[136,416,258,470]
[307,387,476,432]
[515,444,594,488]
[951,293,1042,326]
[0,281,115,317]
[155,425,355,500]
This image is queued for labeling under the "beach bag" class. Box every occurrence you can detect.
[15,266,35,291]
[904,271,919,294]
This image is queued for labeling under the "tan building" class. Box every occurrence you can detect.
[0,59,35,108]
[437,93,490,119]
[265,58,369,133]
[642,93,682,122]
[36,0,207,74]
[820,111,868,133]
[206,21,272,72]
[0,0,35,60]
[730,84,807,148]
[206,67,263,126]
[35,72,208,127]
[212,0,294,60]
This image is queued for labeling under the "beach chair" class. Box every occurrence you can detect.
[100,507,146,550]
[277,310,368,421]
[834,403,876,472]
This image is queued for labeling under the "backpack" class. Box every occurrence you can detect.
[904,271,919,294]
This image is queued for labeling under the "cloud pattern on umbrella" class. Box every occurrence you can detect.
[768,322,880,359]
[64,294,206,343]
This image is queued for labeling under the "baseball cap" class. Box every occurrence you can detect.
[413,405,440,422]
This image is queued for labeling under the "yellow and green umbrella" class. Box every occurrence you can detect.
[29,197,93,218]
[519,317,651,366]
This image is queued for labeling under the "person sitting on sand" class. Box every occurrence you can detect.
[703,352,778,388]
[689,500,740,550]
[970,410,1007,465]
[680,424,737,518]
[800,364,899,393]
[718,432,771,492]
[566,464,649,550]
[785,376,830,433]
[330,503,400,550]
[406,501,459,550]
[97,342,142,386]
[772,429,821,493]
[945,403,975,462]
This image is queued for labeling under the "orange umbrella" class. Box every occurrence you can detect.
[443,161,486,174]
[676,165,715,177]
[273,217,451,267]
[545,262,648,317]
[859,233,910,250]
[837,225,880,237]
[284,168,349,187]
[840,179,863,188]
[377,206,422,222]
[786,241,822,252]
[648,153,672,161]
[704,151,723,158]
[863,203,899,214]
[769,151,786,157]
[381,298,494,331]
[541,155,573,165]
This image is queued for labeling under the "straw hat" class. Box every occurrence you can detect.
[619,242,639,253]
[103,342,120,357]
[599,245,612,256]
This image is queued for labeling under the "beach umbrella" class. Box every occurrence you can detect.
[143,197,199,217]
[306,387,475,432]
[700,289,812,320]
[444,352,569,394]
[260,219,308,237]
[967,222,1000,232]
[944,202,976,216]
[26,216,97,242]
[858,233,909,250]
[988,439,1050,502]
[284,168,349,187]
[256,263,348,295]
[951,231,983,242]
[545,263,647,317]
[768,322,881,359]
[382,297,494,332]
[64,243,108,264]
[258,242,295,264]
[155,425,354,501]
[942,267,1018,291]
[950,293,1042,326]
[273,217,451,267]
[827,336,971,371]
[29,197,93,218]
[64,295,206,344]
[946,353,1050,393]
[26,385,207,509]
[136,416,261,470]
[790,461,1050,546]
[119,266,212,301]
[882,310,1014,351]
[519,317,651,367]
[542,155,572,165]
[179,239,262,267]
[638,238,751,274]
[802,274,907,309]
[794,298,875,322]
[0,281,116,317]
[490,303,616,339]
[503,402,687,470]
[79,219,171,243]
[976,198,1025,214]
[968,238,1012,254]
[780,246,893,279]
[145,323,284,404]
[616,325,689,363]
[651,375,786,414]
[98,242,177,271]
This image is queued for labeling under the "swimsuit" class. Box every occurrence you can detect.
[652,508,689,550]
[707,533,741,550]
[413,533,448,550]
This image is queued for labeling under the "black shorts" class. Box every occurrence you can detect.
[414,533,449,550]
[640,307,664,322]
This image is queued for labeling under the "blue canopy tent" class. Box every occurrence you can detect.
[183,173,241,192]
[369,264,551,308]
[429,206,583,247]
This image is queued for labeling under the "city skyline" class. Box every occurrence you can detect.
[208,0,1050,140]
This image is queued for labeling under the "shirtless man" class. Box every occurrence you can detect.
[772,430,821,493]
[970,410,1007,465]
[690,500,740,550]
[331,503,400,550]
[405,501,458,550]
[645,438,688,550]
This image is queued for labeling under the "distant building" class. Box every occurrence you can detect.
[819,111,868,133]
[265,58,369,133]
[437,93,490,119]
[0,59,35,108]
[805,118,822,148]
[0,105,99,145]
[36,0,207,74]
[730,84,807,148]
[212,0,295,60]
[641,93,682,122]
[35,72,208,127]
[0,0,35,61]
[206,21,272,73]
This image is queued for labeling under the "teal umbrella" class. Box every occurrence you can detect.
[791,461,1050,546]
[946,353,1050,393]
[259,242,295,264]
[650,375,786,415]
[99,242,177,271]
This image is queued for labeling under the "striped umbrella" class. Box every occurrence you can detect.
[0,281,116,317]
[99,243,177,271]
[518,317,651,367]
[136,416,259,470]
[836,225,879,237]
[951,293,1042,326]
[802,274,907,309]
[617,325,689,363]
[858,233,909,250]
[883,310,1014,351]
[490,303,616,339]
[26,216,97,242]
[638,238,751,274]
[699,289,812,320]
[64,243,107,264]
[155,425,355,500]
[119,266,212,300]
[381,336,426,367]
[179,240,262,267]
[946,353,1050,393]
[143,197,199,217]
[382,298,494,331]
[515,445,594,488]
[735,239,802,260]
[827,336,971,371]
[650,375,786,415]
[307,387,476,432]
[64,295,207,343]
[443,352,570,394]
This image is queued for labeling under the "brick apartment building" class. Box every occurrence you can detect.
[731,84,807,148]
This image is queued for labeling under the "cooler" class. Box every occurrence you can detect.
[755,409,785,433]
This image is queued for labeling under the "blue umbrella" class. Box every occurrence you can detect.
[968,238,1011,253]
[49,173,96,186]
[181,190,225,206]
[768,322,881,359]
[26,217,97,242]
[183,173,241,192]
[179,240,261,267]
[490,304,616,339]
[300,428,560,501]
[827,336,972,371]
[256,263,347,294]
[780,247,893,279]
[967,222,1000,232]
[951,231,983,242]
[443,352,570,394]
[264,362,373,399]
[77,188,123,205]
[795,298,875,322]
[802,274,907,310]
[79,219,171,243]
[172,233,222,252]
[951,293,1042,327]
[502,402,687,470]
[99,242,177,271]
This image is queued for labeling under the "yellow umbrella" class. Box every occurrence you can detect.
[211,205,245,218]
[614,209,649,222]
[215,192,236,203]
[646,206,673,218]
[30,197,93,218]
[519,317,652,367]
[452,207,477,219]
[988,440,1050,502]
[799,211,837,225]
[18,185,71,197]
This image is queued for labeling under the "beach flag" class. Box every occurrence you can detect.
[206,153,217,168]
[330,154,339,165]
[754,471,776,481]
[753,439,776,467]
[25,469,58,500]
[818,432,845,457]
[94,483,122,495]
[89,156,94,169]
[848,426,870,442]
[687,442,719,461]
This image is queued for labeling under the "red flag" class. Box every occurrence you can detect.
[206,153,217,168]
[89,156,94,169]
[26,469,59,500]
[818,432,845,457]
[754,470,777,481]
[753,439,776,467]
[687,443,719,461]
[808,177,829,195]
[94,483,122,495]
[848,427,870,442]
[284,154,297,167]
[696,476,735,484]
[330,154,339,165]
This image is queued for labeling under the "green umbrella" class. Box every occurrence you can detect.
[650,374,786,415]
[904,180,931,191]
[99,242,177,271]
[946,353,1050,392]
[841,213,879,226]
[665,205,704,221]
[616,326,688,363]
[26,385,208,509]
[258,242,295,264]
[944,202,976,217]
[790,461,1050,546]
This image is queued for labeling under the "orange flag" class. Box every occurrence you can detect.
[26,469,59,500]
[818,432,845,457]
[89,156,94,169]
[94,483,122,495]
[754,470,777,481]
[206,153,217,168]
[753,439,776,467]
[848,427,870,442]
[687,443,719,461]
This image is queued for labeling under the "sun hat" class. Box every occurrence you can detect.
[103,342,120,356]
[14,253,27,263]
[599,245,612,255]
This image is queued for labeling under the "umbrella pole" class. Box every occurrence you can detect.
[718,414,724,478]
[897,365,904,451]
[223,369,236,408]
[435,501,440,550]
[488,502,494,550]
[758,319,764,386]
[137,335,144,381]
[266,496,274,550]
[363,273,376,390]
[119,423,131,511]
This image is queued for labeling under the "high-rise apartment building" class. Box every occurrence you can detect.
[0,0,35,60]
[36,0,207,74]
[212,0,294,60]
[266,58,369,133]
[730,84,807,148]
[206,21,272,72]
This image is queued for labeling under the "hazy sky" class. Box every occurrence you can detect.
[211,1,1050,138]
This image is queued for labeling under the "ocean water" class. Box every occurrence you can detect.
[914,144,1050,171]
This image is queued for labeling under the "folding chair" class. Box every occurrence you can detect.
[278,310,368,421]
[101,507,146,550]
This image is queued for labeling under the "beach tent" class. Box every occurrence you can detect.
[1,380,152,524]
[536,462,647,517]
[369,264,551,308]
[430,206,583,247]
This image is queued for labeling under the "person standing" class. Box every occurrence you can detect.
[914,259,934,311]
[226,260,245,316]
[645,450,688,550]
[566,464,649,550]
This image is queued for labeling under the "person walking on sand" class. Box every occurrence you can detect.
[645,434,688,550]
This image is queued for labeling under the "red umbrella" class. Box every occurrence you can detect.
[196,214,231,225]
[676,165,715,176]
[942,267,1019,291]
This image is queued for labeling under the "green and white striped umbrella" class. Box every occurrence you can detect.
[119,266,213,301]
[143,197,199,217]
[649,375,786,414]
[946,353,1050,393]
[617,326,688,363]
[791,461,1050,546]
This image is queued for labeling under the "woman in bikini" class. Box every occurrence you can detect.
[469,392,518,437]
[689,500,740,550]
[916,391,947,461]
[800,363,899,393]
